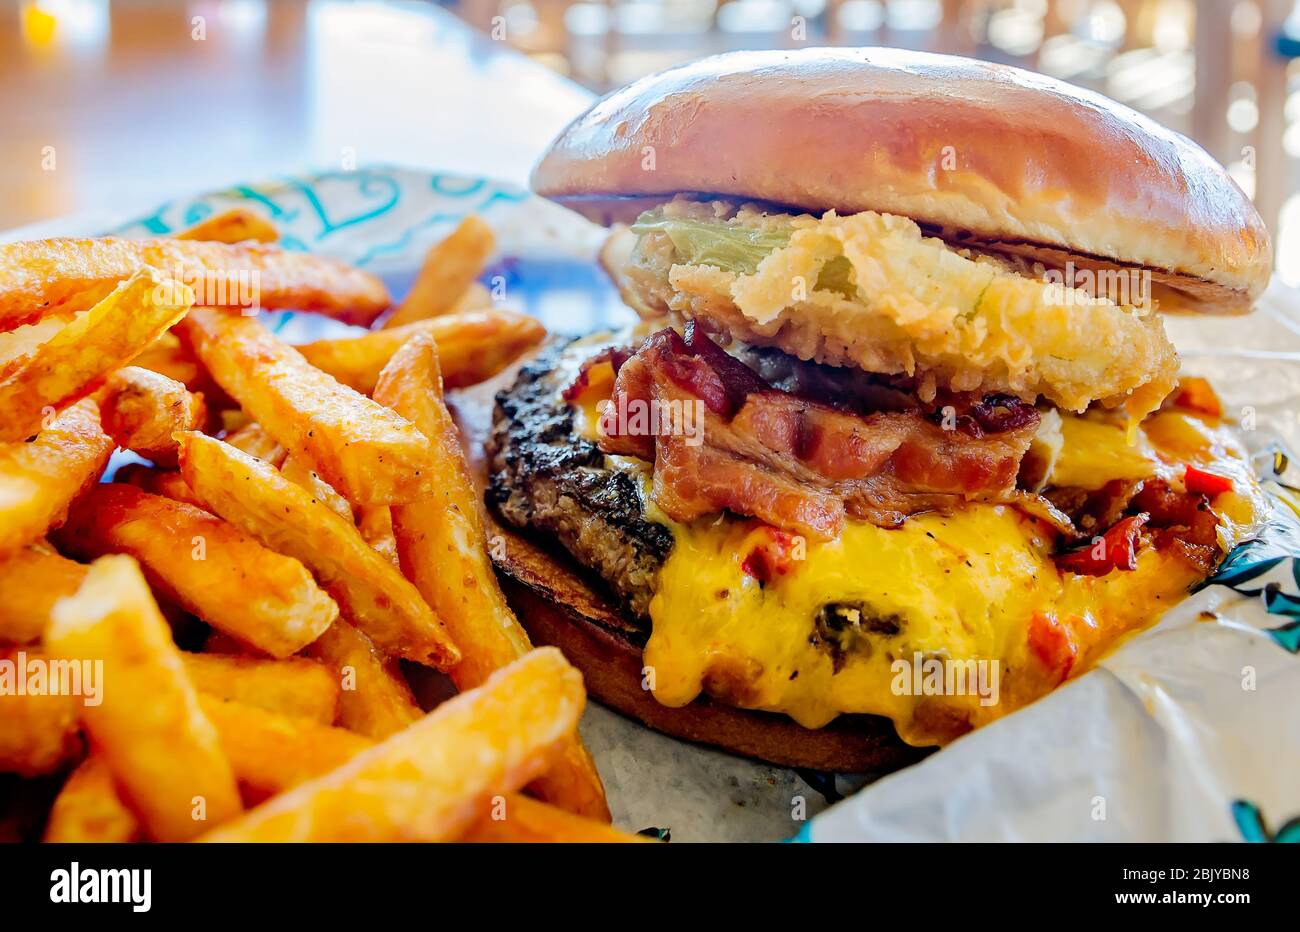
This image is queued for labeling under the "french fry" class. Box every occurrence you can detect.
[221,420,285,466]
[202,630,252,655]
[43,755,142,843]
[183,653,339,724]
[200,697,371,801]
[45,702,366,837]
[54,484,339,659]
[279,454,352,520]
[45,555,243,840]
[131,333,196,384]
[43,673,615,842]
[44,704,364,841]
[384,215,495,328]
[374,333,610,820]
[307,620,421,739]
[374,333,528,678]
[357,505,400,567]
[220,408,250,433]
[0,399,114,560]
[130,330,223,398]
[177,432,459,668]
[97,366,207,466]
[0,236,389,329]
[0,316,69,371]
[297,309,545,395]
[451,281,493,312]
[0,646,83,776]
[200,647,583,842]
[460,792,643,843]
[0,545,86,645]
[177,308,439,505]
[198,698,626,843]
[0,269,193,443]
[176,207,280,245]
[112,463,210,511]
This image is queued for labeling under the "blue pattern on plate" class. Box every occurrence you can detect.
[107,165,528,270]
[1232,799,1300,842]
[1203,452,1300,653]
[108,165,631,344]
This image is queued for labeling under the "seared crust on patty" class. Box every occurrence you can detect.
[487,340,672,623]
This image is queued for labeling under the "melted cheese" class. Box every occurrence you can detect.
[647,505,1202,745]
[1048,414,1163,490]
[642,407,1265,747]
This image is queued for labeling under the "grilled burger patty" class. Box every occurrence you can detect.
[487,339,672,628]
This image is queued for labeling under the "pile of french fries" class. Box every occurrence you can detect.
[0,209,634,843]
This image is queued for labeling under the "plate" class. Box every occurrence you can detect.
[25,165,1300,842]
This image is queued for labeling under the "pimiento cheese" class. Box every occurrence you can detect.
[646,504,1200,746]
[642,406,1264,747]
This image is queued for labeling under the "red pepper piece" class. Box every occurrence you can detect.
[740,526,801,584]
[1027,612,1078,684]
[1184,465,1233,497]
[1056,513,1149,576]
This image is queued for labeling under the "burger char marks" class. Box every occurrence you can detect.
[597,322,1040,540]
[488,342,675,623]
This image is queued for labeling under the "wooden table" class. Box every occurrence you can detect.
[0,0,595,234]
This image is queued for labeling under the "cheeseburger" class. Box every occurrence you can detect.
[485,48,1273,772]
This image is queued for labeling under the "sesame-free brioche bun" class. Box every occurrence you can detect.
[532,47,1271,314]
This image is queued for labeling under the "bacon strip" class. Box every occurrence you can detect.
[597,326,1040,539]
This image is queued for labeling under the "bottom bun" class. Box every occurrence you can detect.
[491,515,930,774]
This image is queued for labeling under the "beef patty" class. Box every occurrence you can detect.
[487,338,673,627]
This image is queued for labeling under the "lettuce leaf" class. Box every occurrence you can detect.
[631,215,792,276]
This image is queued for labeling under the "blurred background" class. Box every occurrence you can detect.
[3,0,1300,283]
